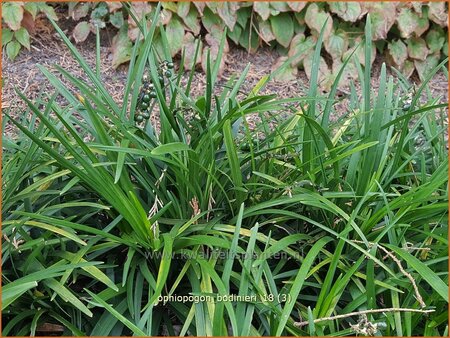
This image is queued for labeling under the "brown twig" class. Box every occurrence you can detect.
[351,240,426,308]
[376,245,426,308]
[294,308,434,327]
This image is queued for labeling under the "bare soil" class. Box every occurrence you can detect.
[2,14,448,136]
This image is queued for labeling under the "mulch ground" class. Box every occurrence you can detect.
[2,14,448,137]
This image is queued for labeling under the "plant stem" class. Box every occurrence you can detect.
[294,308,435,327]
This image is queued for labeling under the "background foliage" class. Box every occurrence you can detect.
[2,3,449,335]
[2,1,58,59]
[2,1,448,87]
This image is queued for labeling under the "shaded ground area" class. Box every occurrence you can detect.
[2,14,448,136]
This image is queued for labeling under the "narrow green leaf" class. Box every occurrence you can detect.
[151,142,191,155]
[59,252,118,292]
[384,244,448,302]
[114,139,129,184]
[147,234,174,307]
[223,119,244,206]
[276,237,332,335]
[25,220,87,246]
[2,281,37,310]
[45,279,93,317]
[86,290,146,335]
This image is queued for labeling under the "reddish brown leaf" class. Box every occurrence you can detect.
[216,2,237,30]
[254,2,271,21]
[106,2,122,13]
[127,2,152,27]
[160,9,172,25]
[177,2,190,18]
[20,11,36,35]
[407,37,429,61]
[396,8,421,39]
[329,2,361,22]
[73,21,90,43]
[414,53,440,81]
[366,3,396,40]
[428,2,447,27]
[111,26,132,68]
[272,56,298,81]
[386,39,408,68]
[2,2,24,31]
[401,59,415,79]
[127,21,151,41]
[182,32,202,70]
[303,52,330,86]
[194,2,205,15]
[287,2,306,12]
[288,34,315,67]
[166,16,185,57]
[257,18,275,44]
[305,3,333,40]
[71,2,90,21]
[201,46,226,77]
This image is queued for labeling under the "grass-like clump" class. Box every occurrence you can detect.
[2,4,448,337]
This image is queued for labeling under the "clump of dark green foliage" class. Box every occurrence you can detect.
[2,4,448,337]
